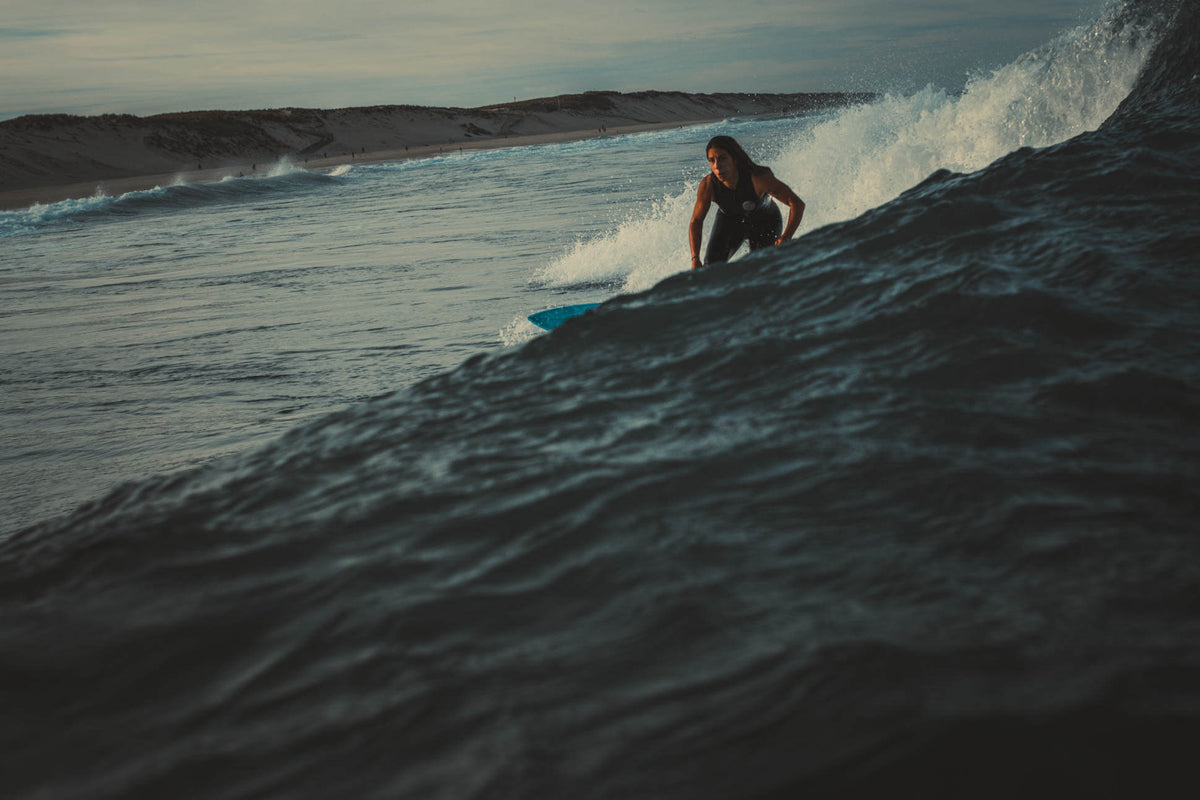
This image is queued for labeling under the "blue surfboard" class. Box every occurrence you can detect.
[528,302,601,331]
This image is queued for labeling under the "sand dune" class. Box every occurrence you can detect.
[0,91,872,209]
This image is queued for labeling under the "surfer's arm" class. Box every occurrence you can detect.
[756,169,805,244]
[689,177,713,268]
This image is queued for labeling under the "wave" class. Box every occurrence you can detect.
[0,161,351,238]
[1105,0,1200,125]
[534,0,1158,296]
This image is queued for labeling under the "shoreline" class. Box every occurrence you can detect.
[0,118,716,211]
[0,91,874,211]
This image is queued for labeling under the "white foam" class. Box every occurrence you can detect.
[532,189,696,294]
[499,315,543,346]
[0,186,167,238]
[266,157,303,178]
[531,3,1155,295]
[776,1,1155,230]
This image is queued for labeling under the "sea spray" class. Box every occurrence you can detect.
[531,1,1157,300]
[775,0,1157,230]
[531,190,698,293]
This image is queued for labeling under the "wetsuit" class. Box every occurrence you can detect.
[704,169,783,265]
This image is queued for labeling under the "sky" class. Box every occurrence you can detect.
[1,0,1113,120]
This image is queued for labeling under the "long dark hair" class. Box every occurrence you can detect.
[706,135,762,175]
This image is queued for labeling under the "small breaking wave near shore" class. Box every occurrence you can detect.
[0,162,350,238]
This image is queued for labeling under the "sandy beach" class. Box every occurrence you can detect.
[0,91,871,210]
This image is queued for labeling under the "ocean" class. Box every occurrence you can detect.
[2,0,1198,797]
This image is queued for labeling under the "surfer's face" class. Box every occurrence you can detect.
[708,147,737,187]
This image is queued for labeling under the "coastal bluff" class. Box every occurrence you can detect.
[0,91,872,204]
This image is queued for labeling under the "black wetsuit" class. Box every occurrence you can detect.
[703,169,783,265]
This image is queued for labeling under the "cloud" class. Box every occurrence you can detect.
[0,26,77,39]
[1,0,1112,119]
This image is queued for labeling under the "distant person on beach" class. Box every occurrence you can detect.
[688,135,804,268]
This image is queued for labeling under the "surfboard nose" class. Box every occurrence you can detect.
[528,302,602,330]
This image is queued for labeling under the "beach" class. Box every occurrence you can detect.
[0,91,869,209]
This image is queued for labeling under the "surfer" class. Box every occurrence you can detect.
[689,136,805,268]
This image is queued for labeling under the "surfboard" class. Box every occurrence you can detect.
[528,302,601,331]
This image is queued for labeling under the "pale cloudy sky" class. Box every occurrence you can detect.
[1,0,1111,120]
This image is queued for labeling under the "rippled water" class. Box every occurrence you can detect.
[2,124,781,530]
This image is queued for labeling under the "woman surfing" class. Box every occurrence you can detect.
[688,135,805,268]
